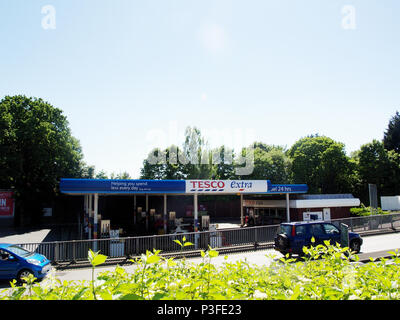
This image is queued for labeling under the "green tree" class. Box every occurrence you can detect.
[181,126,212,179]
[95,170,108,179]
[352,140,400,204]
[0,95,84,225]
[140,148,167,179]
[110,171,132,179]
[287,135,354,194]
[383,111,400,153]
[210,145,235,179]
[239,143,291,182]
[140,127,214,180]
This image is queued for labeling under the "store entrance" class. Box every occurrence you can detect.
[244,207,286,226]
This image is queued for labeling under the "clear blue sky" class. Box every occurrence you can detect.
[1,0,399,178]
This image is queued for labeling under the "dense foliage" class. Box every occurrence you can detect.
[350,204,389,216]
[1,241,399,300]
[0,95,85,224]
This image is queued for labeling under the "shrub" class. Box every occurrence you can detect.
[0,242,399,300]
[350,204,389,216]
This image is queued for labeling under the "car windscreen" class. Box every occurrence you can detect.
[278,225,292,236]
[6,245,33,257]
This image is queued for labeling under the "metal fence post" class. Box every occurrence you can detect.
[72,240,76,263]
[55,242,59,263]
[254,227,258,249]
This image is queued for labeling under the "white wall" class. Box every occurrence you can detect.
[381,196,400,211]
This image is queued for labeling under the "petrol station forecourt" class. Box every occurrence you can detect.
[59,178,310,241]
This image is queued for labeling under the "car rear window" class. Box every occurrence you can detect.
[278,225,292,236]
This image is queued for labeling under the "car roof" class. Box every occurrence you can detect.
[0,243,12,249]
[281,221,330,226]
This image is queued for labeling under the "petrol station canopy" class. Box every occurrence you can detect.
[59,178,308,195]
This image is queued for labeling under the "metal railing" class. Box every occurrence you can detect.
[16,213,400,264]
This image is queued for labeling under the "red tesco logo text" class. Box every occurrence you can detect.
[190,181,225,189]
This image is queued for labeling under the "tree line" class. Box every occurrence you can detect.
[1,95,400,224]
[140,118,400,206]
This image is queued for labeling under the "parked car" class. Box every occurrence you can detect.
[274,221,363,256]
[0,243,51,283]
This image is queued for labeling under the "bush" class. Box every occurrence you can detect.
[1,240,400,300]
[350,204,389,216]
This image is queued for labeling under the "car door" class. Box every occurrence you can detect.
[321,223,341,246]
[310,223,330,246]
[292,225,308,253]
[0,249,19,279]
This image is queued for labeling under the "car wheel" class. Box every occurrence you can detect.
[277,234,290,250]
[350,239,361,253]
[17,269,33,283]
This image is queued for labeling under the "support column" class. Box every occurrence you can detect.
[84,195,88,239]
[88,194,93,240]
[286,193,290,222]
[164,194,167,234]
[133,195,137,225]
[93,193,99,251]
[145,194,149,231]
[194,193,198,231]
[240,194,244,227]
[194,193,199,249]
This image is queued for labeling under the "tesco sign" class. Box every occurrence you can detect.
[186,180,270,194]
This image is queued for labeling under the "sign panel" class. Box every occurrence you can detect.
[60,179,307,195]
[268,184,308,194]
[60,179,186,194]
[0,191,14,217]
[186,180,271,194]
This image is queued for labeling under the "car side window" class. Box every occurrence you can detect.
[0,249,9,261]
[295,225,307,236]
[311,224,325,236]
[323,224,339,235]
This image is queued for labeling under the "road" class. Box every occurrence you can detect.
[49,232,400,283]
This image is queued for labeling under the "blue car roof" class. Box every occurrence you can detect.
[0,243,13,249]
[281,221,329,225]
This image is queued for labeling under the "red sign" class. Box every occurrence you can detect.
[0,192,14,217]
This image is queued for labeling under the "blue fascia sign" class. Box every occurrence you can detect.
[60,179,307,195]
[60,179,186,194]
[268,184,308,194]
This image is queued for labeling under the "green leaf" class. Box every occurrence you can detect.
[152,293,167,300]
[91,254,107,267]
[72,288,88,300]
[120,293,143,300]
[209,250,219,258]
[289,285,301,300]
[147,255,160,264]
[183,242,194,247]
[100,291,113,300]
[173,240,183,247]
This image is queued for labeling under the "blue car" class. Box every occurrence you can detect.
[274,221,363,256]
[0,243,52,283]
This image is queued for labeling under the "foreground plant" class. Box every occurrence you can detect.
[0,243,399,300]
